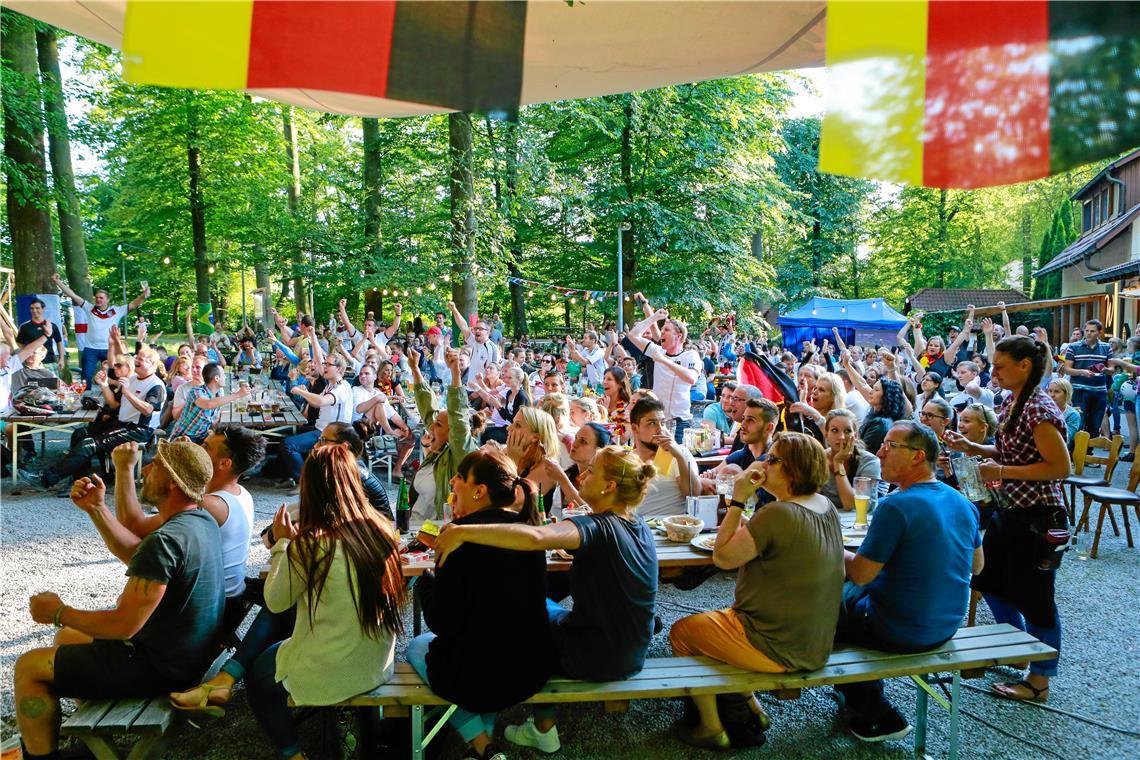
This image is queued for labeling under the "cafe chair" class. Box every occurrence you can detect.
[1064,432,1123,525]
[1078,448,1140,559]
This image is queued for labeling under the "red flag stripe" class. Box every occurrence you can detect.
[922,0,1051,188]
[247,0,397,97]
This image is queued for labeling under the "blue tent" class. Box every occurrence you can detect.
[778,297,908,350]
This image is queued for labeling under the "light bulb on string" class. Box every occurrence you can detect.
[208,265,215,274]
[571,297,578,304]
[527,290,534,298]
[550,292,558,302]
[428,283,436,290]
[403,290,409,297]
[163,256,170,265]
[382,289,388,296]
[416,287,422,295]
[624,294,631,301]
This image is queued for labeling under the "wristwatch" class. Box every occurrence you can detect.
[728,499,747,510]
[835,465,847,478]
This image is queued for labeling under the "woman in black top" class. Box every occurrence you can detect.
[406,448,551,760]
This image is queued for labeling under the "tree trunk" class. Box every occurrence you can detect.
[449,113,477,323]
[253,258,272,329]
[37,27,92,300]
[1020,208,1033,294]
[486,117,527,338]
[936,189,949,289]
[362,117,384,320]
[2,9,55,295]
[619,94,638,327]
[186,96,211,331]
[283,107,308,315]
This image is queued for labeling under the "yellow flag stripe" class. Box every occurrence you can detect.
[820,0,928,185]
[123,0,254,90]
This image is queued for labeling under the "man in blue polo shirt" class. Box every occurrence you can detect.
[1064,319,1112,436]
[835,420,983,743]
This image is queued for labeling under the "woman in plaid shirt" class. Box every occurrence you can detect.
[945,336,1070,704]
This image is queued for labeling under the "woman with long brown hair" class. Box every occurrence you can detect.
[171,444,404,759]
[407,446,552,760]
[945,335,1070,703]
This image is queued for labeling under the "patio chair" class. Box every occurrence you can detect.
[1078,448,1140,559]
[1063,432,1123,525]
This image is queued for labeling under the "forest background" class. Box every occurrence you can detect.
[2,14,1095,340]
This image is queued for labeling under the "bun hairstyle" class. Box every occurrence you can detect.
[458,446,542,525]
[995,336,1049,433]
[593,445,657,508]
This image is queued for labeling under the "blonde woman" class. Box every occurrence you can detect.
[539,393,575,468]
[569,396,605,428]
[436,446,659,754]
[1046,377,1082,447]
[507,407,563,518]
[789,371,847,445]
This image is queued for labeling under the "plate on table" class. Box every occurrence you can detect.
[690,535,717,552]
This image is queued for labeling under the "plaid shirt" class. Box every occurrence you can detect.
[170,385,220,442]
[995,389,1066,510]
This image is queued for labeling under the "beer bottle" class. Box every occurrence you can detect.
[717,493,729,526]
[396,478,410,533]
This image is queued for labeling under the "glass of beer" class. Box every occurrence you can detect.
[853,477,874,529]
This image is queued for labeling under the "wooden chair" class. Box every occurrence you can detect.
[1064,432,1123,525]
[1078,448,1140,558]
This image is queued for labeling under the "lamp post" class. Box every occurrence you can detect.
[117,244,127,303]
[617,222,631,329]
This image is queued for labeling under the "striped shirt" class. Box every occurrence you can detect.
[1064,340,1112,392]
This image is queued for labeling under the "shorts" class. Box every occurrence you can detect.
[54,640,189,699]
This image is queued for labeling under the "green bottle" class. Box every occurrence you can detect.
[396,478,410,533]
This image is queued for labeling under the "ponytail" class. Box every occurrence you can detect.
[514,475,543,526]
[996,336,1048,434]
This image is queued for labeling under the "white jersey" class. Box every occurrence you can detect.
[0,354,24,413]
[79,301,128,351]
[650,348,701,421]
[637,447,698,517]
[119,373,165,428]
[465,339,501,390]
[315,380,354,430]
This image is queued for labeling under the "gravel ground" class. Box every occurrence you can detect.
[2,453,1137,760]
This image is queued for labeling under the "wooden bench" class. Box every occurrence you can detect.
[61,698,175,760]
[331,623,1054,760]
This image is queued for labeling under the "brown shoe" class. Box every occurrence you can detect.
[992,679,1049,703]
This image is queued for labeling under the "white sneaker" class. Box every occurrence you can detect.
[504,717,560,753]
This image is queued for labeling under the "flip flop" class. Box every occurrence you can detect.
[992,679,1049,703]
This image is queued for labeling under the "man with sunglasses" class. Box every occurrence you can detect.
[446,300,500,391]
[279,353,353,489]
[834,420,983,743]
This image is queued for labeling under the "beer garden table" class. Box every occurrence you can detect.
[2,408,99,486]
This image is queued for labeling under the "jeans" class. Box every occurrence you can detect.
[280,429,321,481]
[1109,390,1122,433]
[833,582,947,721]
[1072,388,1108,436]
[221,606,295,682]
[406,634,496,743]
[46,423,152,486]
[245,641,303,758]
[983,594,1061,677]
[80,347,108,386]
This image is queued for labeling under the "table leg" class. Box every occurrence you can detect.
[913,677,929,758]
[10,421,18,485]
[948,670,961,760]
[411,576,422,636]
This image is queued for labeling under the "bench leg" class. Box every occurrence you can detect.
[124,734,164,760]
[411,704,424,760]
[913,678,929,759]
[948,670,961,760]
[410,577,422,637]
[75,734,124,760]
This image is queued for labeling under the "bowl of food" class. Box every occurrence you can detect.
[662,515,704,543]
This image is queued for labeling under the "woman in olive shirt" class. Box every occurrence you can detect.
[670,432,844,749]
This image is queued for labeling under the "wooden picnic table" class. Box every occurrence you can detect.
[2,408,99,485]
[215,401,307,438]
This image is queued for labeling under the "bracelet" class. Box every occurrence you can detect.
[998,465,1004,482]
[53,604,66,628]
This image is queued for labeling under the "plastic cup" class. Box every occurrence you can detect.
[853,477,874,528]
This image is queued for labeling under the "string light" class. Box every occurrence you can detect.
[571,297,578,304]
[208,265,215,274]
[428,283,436,290]
[624,295,631,301]
[403,289,409,297]
[527,290,534,298]
[162,256,170,265]
[415,287,422,295]
[550,292,558,302]
[382,289,388,296]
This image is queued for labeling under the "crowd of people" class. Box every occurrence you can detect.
[6,274,1092,759]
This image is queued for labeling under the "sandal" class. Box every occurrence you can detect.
[170,682,232,717]
[991,679,1049,703]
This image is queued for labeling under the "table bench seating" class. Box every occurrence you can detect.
[61,697,174,760]
[331,623,1053,760]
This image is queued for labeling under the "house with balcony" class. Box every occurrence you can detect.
[1034,148,1140,334]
